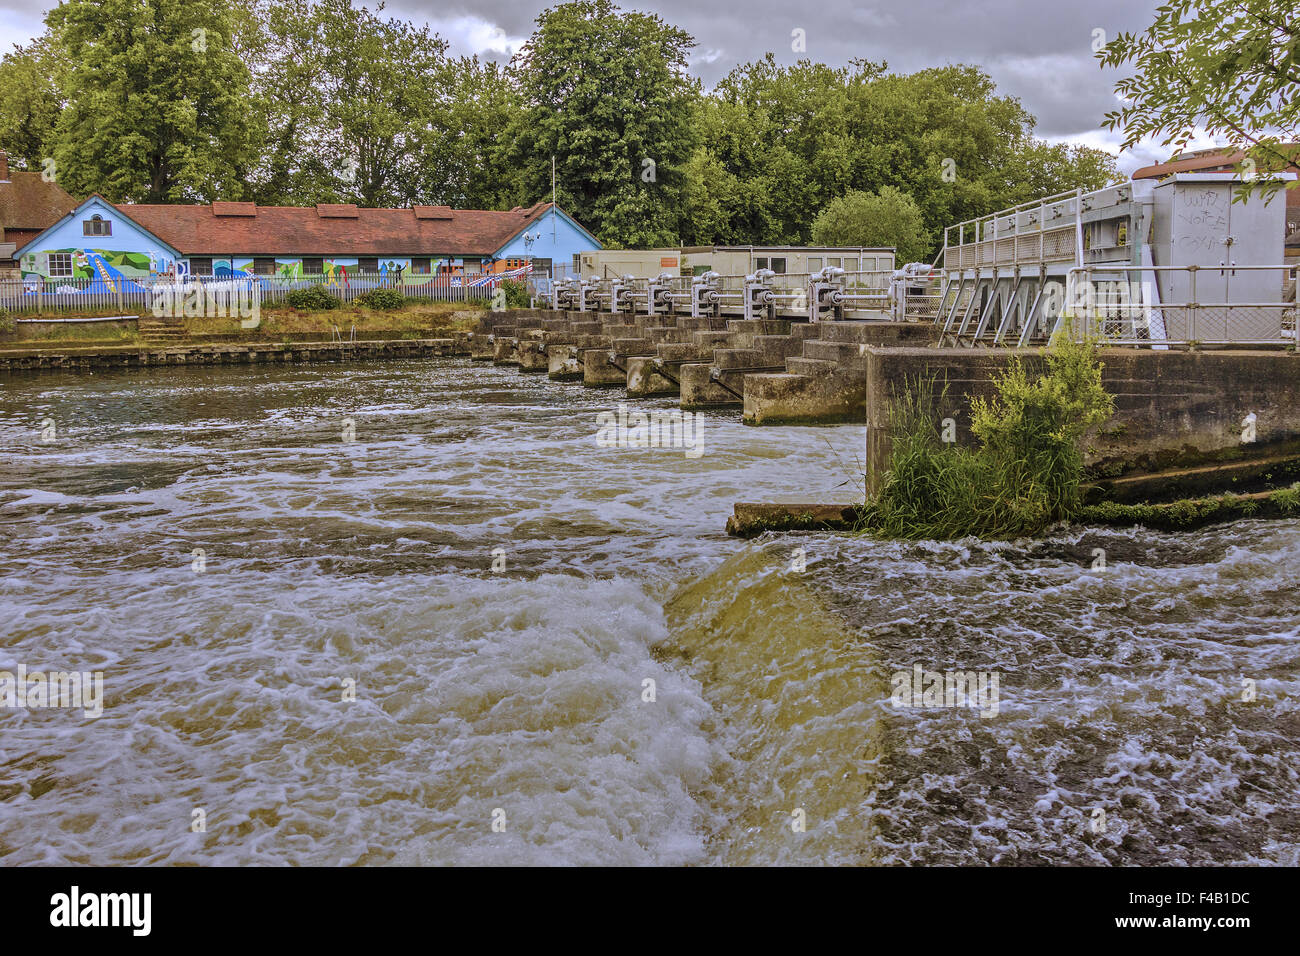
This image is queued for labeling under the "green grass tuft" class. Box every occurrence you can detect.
[857,332,1116,540]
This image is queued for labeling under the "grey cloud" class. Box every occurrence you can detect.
[5,0,1166,149]
[395,0,1159,139]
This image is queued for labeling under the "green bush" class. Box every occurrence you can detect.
[286,285,341,310]
[858,333,1115,540]
[497,278,531,309]
[0,309,14,335]
[355,287,405,310]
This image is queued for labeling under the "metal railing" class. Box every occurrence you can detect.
[940,185,1138,273]
[546,269,894,319]
[0,270,528,315]
[890,267,945,322]
[1057,264,1298,347]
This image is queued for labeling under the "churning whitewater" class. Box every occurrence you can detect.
[1,358,1297,865]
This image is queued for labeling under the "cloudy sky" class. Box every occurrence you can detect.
[0,0,1228,174]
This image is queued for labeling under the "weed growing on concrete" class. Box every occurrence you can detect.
[1078,483,1300,530]
[858,333,1115,539]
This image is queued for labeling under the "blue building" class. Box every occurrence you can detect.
[16,196,600,285]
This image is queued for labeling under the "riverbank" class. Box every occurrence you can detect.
[0,301,482,348]
[0,336,471,371]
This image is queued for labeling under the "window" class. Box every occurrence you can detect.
[808,257,823,272]
[358,257,378,273]
[755,257,768,270]
[302,257,324,274]
[82,214,111,237]
[770,257,786,274]
[253,257,277,276]
[48,252,73,277]
[826,257,841,269]
[533,258,552,277]
[190,257,214,276]
[410,257,431,274]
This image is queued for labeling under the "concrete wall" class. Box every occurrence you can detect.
[864,347,1300,491]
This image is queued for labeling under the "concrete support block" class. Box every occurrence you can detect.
[626,356,680,397]
[582,348,628,387]
[548,346,584,381]
[679,362,742,408]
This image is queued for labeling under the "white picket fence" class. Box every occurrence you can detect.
[0,269,532,315]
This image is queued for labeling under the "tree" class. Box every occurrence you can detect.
[811,186,929,263]
[506,0,700,247]
[1099,0,1300,199]
[681,55,852,245]
[313,0,453,207]
[46,0,257,202]
[236,0,338,206]
[0,38,63,170]
[238,0,473,208]
[441,57,527,209]
[679,57,1117,255]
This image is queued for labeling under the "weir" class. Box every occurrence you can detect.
[9,171,1299,515]
[496,265,945,424]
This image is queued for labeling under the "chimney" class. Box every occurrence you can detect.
[0,151,8,183]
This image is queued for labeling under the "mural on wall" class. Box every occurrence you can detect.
[193,256,513,287]
[22,248,179,279]
[20,247,182,293]
[17,248,531,296]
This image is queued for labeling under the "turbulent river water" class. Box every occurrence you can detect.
[1,358,1297,866]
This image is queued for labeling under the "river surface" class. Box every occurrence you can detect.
[1,358,1297,865]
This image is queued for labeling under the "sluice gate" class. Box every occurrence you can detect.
[937,174,1297,349]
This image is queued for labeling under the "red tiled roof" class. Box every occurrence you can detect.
[1133,146,1300,184]
[2,227,44,247]
[115,201,559,257]
[0,170,79,232]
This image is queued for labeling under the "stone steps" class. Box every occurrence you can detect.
[655,342,715,362]
[465,309,934,424]
[801,340,869,370]
[726,318,791,336]
[785,356,845,377]
[815,320,936,346]
[712,348,770,369]
[692,331,732,348]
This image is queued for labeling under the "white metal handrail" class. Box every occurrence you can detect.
[1058,264,1298,347]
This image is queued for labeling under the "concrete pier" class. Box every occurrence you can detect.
[582,347,628,387]
[862,346,1300,493]
[548,345,585,380]
[744,320,938,425]
[625,356,680,397]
